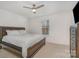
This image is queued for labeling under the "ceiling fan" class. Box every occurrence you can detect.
[23,4,44,13]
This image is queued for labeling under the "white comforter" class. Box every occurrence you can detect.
[2,34,44,57]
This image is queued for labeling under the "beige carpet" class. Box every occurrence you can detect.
[0,43,70,58]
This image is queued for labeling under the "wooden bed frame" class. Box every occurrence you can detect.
[0,26,45,58]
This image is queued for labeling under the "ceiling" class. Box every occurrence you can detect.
[0,1,78,18]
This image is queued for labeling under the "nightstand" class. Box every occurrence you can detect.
[0,37,2,48]
[42,27,49,35]
[0,28,3,49]
[0,37,2,49]
[42,20,49,35]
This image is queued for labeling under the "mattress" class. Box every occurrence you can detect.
[2,34,44,57]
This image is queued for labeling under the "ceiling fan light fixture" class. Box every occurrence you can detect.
[23,4,44,14]
[32,9,36,13]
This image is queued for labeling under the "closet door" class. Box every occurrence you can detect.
[70,26,76,57]
[76,24,79,57]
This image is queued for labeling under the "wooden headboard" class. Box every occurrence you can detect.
[0,26,25,36]
[0,26,25,30]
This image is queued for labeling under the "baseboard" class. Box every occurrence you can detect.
[46,40,69,46]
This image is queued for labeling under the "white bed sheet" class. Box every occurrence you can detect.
[2,34,44,58]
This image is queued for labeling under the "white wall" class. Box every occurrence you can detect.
[29,10,75,45]
[0,9,28,28]
[47,11,74,45]
[29,18,42,34]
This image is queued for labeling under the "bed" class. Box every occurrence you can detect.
[0,26,45,58]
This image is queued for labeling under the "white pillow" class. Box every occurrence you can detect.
[6,30,20,35]
[18,30,27,35]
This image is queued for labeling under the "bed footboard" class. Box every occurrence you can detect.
[2,38,45,58]
[27,38,45,58]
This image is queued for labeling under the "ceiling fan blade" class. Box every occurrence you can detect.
[23,6,32,9]
[35,5,44,9]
